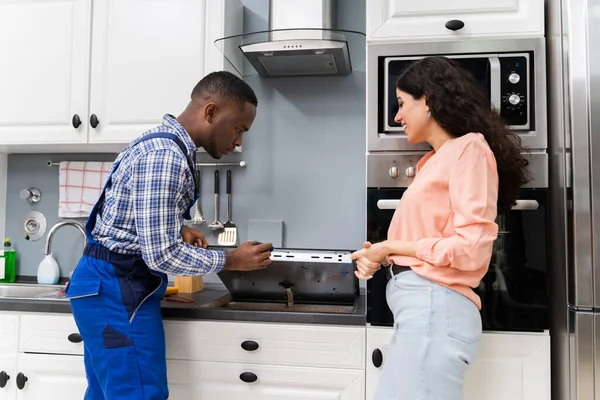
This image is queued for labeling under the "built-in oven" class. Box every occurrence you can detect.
[366,152,550,333]
[366,38,547,152]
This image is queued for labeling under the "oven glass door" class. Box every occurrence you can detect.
[366,188,550,333]
[383,56,493,133]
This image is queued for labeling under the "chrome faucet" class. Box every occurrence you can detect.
[45,220,86,256]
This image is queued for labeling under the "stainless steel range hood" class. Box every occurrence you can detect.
[214,0,365,78]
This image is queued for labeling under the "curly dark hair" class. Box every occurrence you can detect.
[396,56,530,214]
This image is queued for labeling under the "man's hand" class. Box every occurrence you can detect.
[181,225,208,249]
[225,241,273,271]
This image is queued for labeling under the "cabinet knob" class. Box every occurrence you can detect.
[90,114,100,129]
[68,333,83,343]
[0,371,9,388]
[16,373,27,390]
[239,372,258,383]
[372,348,383,368]
[445,19,465,31]
[241,340,259,351]
[72,114,82,129]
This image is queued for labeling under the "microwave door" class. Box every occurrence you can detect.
[383,55,498,137]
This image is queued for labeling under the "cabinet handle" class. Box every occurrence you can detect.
[239,372,257,383]
[16,373,27,390]
[68,333,83,343]
[241,340,259,351]
[372,348,383,368]
[90,114,99,129]
[0,371,9,388]
[445,19,465,31]
[72,114,82,129]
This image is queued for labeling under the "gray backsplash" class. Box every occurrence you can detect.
[4,0,366,285]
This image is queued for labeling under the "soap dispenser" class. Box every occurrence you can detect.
[37,254,60,285]
[0,238,16,283]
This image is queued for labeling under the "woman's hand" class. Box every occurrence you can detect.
[181,225,208,248]
[352,241,390,264]
[351,241,390,280]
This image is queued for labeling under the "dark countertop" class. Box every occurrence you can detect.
[0,284,366,326]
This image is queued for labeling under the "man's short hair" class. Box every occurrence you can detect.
[192,71,258,108]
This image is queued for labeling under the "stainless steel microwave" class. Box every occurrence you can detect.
[366,38,548,152]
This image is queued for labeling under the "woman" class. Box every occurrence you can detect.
[352,57,529,399]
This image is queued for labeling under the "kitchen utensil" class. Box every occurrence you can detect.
[191,167,205,226]
[165,286,179,296]
[218,169,238,245]
[208,169,224,230]
[165,294,195,303]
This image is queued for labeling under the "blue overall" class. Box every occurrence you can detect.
[65,132,198,400]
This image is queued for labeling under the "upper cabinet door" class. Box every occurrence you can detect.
[88,0,207,144]
[367,0,544,42]
[0,0,91,144]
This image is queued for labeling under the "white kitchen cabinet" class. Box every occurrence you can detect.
[366,326,551,400]
[0,0,91,145]
[16,353,86,400]
[88,0,242,144]
[19,313,83,356]
[366,0,544,43]
[167,359,364,400]
[0,352,18,400]
[164,320,365,369]
[0,0,243,151]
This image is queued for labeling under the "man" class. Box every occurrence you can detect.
[65,71,272,399]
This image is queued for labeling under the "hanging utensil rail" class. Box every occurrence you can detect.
[47,161,247,167]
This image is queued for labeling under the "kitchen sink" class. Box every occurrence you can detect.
[0,283,67,300]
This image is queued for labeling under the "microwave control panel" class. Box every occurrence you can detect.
[499,55,529,127]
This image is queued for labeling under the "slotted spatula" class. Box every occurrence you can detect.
[218,169,238,245]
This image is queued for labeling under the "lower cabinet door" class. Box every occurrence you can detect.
[16,354,86,400]
[167,359,364,400]
[0,352,17,400]
[366,326,551,400]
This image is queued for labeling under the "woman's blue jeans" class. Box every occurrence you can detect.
[374,269,482,400]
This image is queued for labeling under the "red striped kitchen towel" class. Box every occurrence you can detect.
[58,161,112,218]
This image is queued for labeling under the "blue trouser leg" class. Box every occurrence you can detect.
[67,250,168,400]
[83,343,104,399]
[374,270,482,400]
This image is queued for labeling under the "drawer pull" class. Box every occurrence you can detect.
[0,371,9,388]
[68,333,83,343]
[239,372,257,383]
[241,340,259,351]
[16,373,27,390]
[372,348,383,368]
[72,114,81,129]
[90,114,100,129]
[445,19,465,31]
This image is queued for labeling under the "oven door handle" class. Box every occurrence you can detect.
[376,199,539,211]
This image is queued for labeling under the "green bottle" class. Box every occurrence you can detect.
[0,238,16,283]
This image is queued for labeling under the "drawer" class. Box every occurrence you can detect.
[167,359,364,400]
[165,320,366,369]
[19,313,83,355]
[0,312,19,352]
